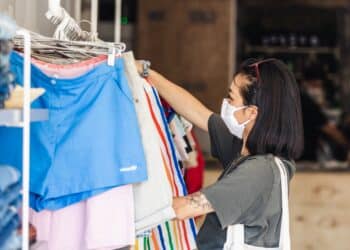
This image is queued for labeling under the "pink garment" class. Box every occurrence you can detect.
[32,55,107,78]
[30,185,135,250]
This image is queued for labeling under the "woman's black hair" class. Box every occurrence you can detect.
[237,58,304,160]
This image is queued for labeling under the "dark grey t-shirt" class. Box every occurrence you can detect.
[196,114,295,250]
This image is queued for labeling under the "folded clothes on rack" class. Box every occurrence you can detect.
[0,14,17,109]
[0,214,19,250]
[0,165,21,250]
[0,231,21,250]
[0,52,148,211]
[0,206,17,232]
[0,182,21,209]
[0,165,20,192]
[0,196,20,221]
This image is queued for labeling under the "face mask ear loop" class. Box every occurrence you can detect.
[241,119,251,126]
[230,106,247,119]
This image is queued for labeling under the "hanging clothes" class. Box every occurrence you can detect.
[184,132,205,194]
[161,101,204,193]
[0,52,148,211]
[30,185,135,250]
[25,55,136,250]
[135,82,197,250]
[31,55,106,79]
[122,52,175,234]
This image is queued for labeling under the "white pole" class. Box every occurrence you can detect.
[115,0,122,43]
[91,0,98,34]
[48,0,62,16]
[17,29,31,250]
[74,0,82,22]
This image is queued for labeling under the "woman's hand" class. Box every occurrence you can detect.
[133,59,213,131]
[135,60,143,75]
[172,192,214,220]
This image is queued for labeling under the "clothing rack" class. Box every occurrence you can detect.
[48,0,122,43]
[2,1,123,248]
[0,29,49,250]
[18,28,31,250]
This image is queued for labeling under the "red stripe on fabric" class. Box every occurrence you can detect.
[144,88,179,196]
[160,151,176,195]
[181,220,191,250]
[176,220,185,249]
[151,230,161,250]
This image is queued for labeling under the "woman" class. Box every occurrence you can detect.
[137,58,303,249]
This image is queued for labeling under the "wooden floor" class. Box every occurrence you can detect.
[202,168,350,250]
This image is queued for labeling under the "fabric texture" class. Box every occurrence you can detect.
[134,83,197,250]
[0,165,21,250]
[0,52,147,211]
[222,157,291,250]
[197,114,295,249]
[30,185,135,250]
[0,166,20,192]
[0,214,19,249]
[122,52,174,234]
[0,231,21,250]
[32,55,106,79]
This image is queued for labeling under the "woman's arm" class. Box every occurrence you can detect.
[172,192,214,220]
[137,62,213,131]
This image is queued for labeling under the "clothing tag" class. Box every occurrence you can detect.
[107,46,116,66]
[120,165,138,172]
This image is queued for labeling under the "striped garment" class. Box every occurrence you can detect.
[134,82,197,250]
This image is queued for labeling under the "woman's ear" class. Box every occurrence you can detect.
[246,105,258,120]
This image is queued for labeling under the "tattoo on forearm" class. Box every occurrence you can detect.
[185,192,213,211]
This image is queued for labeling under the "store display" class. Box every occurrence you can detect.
[0,39,200,249]
[0,52,148,211]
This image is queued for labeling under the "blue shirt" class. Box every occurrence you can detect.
[0,52,147,211]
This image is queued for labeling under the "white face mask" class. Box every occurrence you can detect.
[220,99,251,139]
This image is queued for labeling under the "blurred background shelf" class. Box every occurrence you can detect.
[245,45,340,57]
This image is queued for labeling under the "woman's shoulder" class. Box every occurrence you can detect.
[240,154,296,181]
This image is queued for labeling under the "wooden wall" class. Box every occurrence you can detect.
[290,172,350,250]
[137,0,236,112]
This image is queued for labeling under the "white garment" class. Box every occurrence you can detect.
[223,157,291,250]
[122,52,174,234]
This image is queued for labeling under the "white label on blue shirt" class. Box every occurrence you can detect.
[120,165,138,172]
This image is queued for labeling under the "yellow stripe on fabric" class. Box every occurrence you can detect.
[135,239,139,250]
[171,220,181,250]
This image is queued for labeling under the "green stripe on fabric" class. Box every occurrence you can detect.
[144,237,147,250]
[165,221,175,250]
[147,236,151,250]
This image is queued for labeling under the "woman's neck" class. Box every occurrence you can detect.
[241,133,250,156]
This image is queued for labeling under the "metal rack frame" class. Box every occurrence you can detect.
[0,29,47,250]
